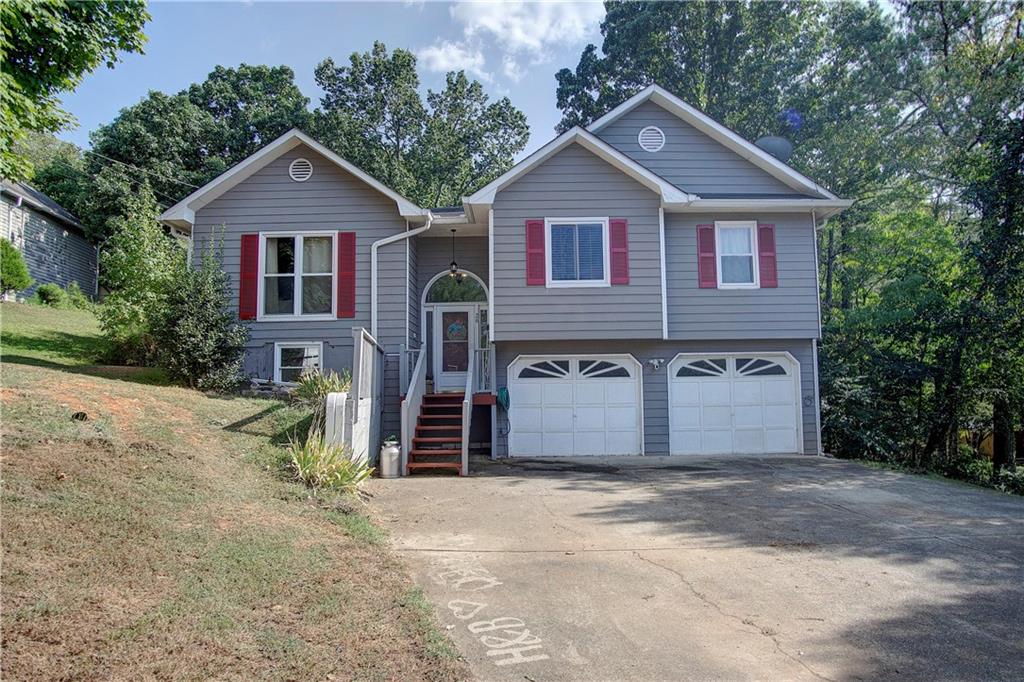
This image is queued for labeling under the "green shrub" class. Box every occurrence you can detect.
[64,281,93,310]
[995,466,1024,495]
[97,185,183,365]
[1,238,33,295]
[34,282,68,308]
[152,234,247,391]
[938,445,993,485]
[288,434,373,494]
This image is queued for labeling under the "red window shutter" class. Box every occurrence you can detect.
[757,223,778,288]
[610,218,629,284]
[337,231,356,317]
[696,224,717,288]
[239,234,259,320]
[525,219,545,285]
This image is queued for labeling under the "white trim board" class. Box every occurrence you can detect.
[587,85,840,201]
[159,129,426,230]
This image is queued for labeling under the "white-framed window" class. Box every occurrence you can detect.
[545,217,610,288]
[259,232,336,319]
[274,342,323,383]
[715,221,759,288]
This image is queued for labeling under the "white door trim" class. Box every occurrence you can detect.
[432,304,477,391]
[666,351,802,455]
[506,353,645,456]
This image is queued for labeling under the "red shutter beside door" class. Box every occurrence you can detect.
[757,223,778,288]
[239,233,259,320]
[525,219,545,285]
[609,218,629,284]
[337,231,356,317]
[696,224,717,288]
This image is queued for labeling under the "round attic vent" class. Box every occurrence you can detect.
[288,157,313,182]
[638,126,666,152]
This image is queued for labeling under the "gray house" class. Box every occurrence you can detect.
[1,181,97,298]
[160,85,850,473]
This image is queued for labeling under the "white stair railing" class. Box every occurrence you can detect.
[461,357,474,476]
[400,346,427,476]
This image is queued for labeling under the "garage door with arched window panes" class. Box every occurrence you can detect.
[668,354,801,455]
[508,355,642,457]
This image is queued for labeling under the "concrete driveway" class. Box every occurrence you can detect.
[368,456,1024,681]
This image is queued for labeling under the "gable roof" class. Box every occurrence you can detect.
[463,127,698,217]
[159,129,426,230]
[587,85,839,200]
[1,180,85,232]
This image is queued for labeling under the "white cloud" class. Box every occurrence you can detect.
[502,55,524,83]
[451,0,604,61]
[417,40,492,82]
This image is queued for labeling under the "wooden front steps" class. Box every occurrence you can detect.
[407,393,465,475]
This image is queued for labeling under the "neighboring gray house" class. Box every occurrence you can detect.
[1,181,97,298]
[160,85,850,473]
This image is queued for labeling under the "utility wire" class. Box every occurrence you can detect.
[82,149,201,189]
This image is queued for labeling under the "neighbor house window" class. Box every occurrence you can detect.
[545,218,609,287]
[275,342,322,383]
[716,221,759,287]
[262,233,335,317]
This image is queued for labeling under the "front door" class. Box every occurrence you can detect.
[433,305,475,392]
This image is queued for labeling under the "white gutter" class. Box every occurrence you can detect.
[370,211,433,338]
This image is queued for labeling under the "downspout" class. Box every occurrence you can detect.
[370,211,433,338]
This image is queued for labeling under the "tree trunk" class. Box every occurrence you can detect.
[992,396,1013,473]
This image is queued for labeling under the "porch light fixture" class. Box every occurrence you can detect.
[449,228,464,284]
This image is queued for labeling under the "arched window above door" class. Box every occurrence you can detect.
[425,275,487,303]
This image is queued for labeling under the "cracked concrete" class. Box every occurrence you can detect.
[368,456,1024,681]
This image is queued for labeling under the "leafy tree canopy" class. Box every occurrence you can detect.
[313,42,529,207]
[0,0,149,179]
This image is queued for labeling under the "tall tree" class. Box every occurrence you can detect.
[313,42,529,205]
[313,42,425,195]
[0,0,149,179]
[187,64,311,163]
[412,72,529,207]
[555,0,823,137]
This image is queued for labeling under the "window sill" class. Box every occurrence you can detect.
[257,314,338,322]
[545,280,611,289]
[716,283,760,290]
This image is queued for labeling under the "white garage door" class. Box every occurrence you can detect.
[669,354,801,455]
[508,355,642,457]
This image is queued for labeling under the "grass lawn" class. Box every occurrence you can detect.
[0,303,467,681]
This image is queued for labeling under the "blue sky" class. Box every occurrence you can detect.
[57,0,608,158]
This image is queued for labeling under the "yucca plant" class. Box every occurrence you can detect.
[288,432,373,494]
[293,369,352,436]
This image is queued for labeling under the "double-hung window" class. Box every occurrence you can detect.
[716,221,759,288]
[261,233,335,318]
[545,218,609,287]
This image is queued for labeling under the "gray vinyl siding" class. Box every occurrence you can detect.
[191,144,410,404]
[414,235,489,299]
[494,339,819,457]
[595,100,803,196]
[491,143,663,341]
[1,195,97,297]
[665,213,820,339]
